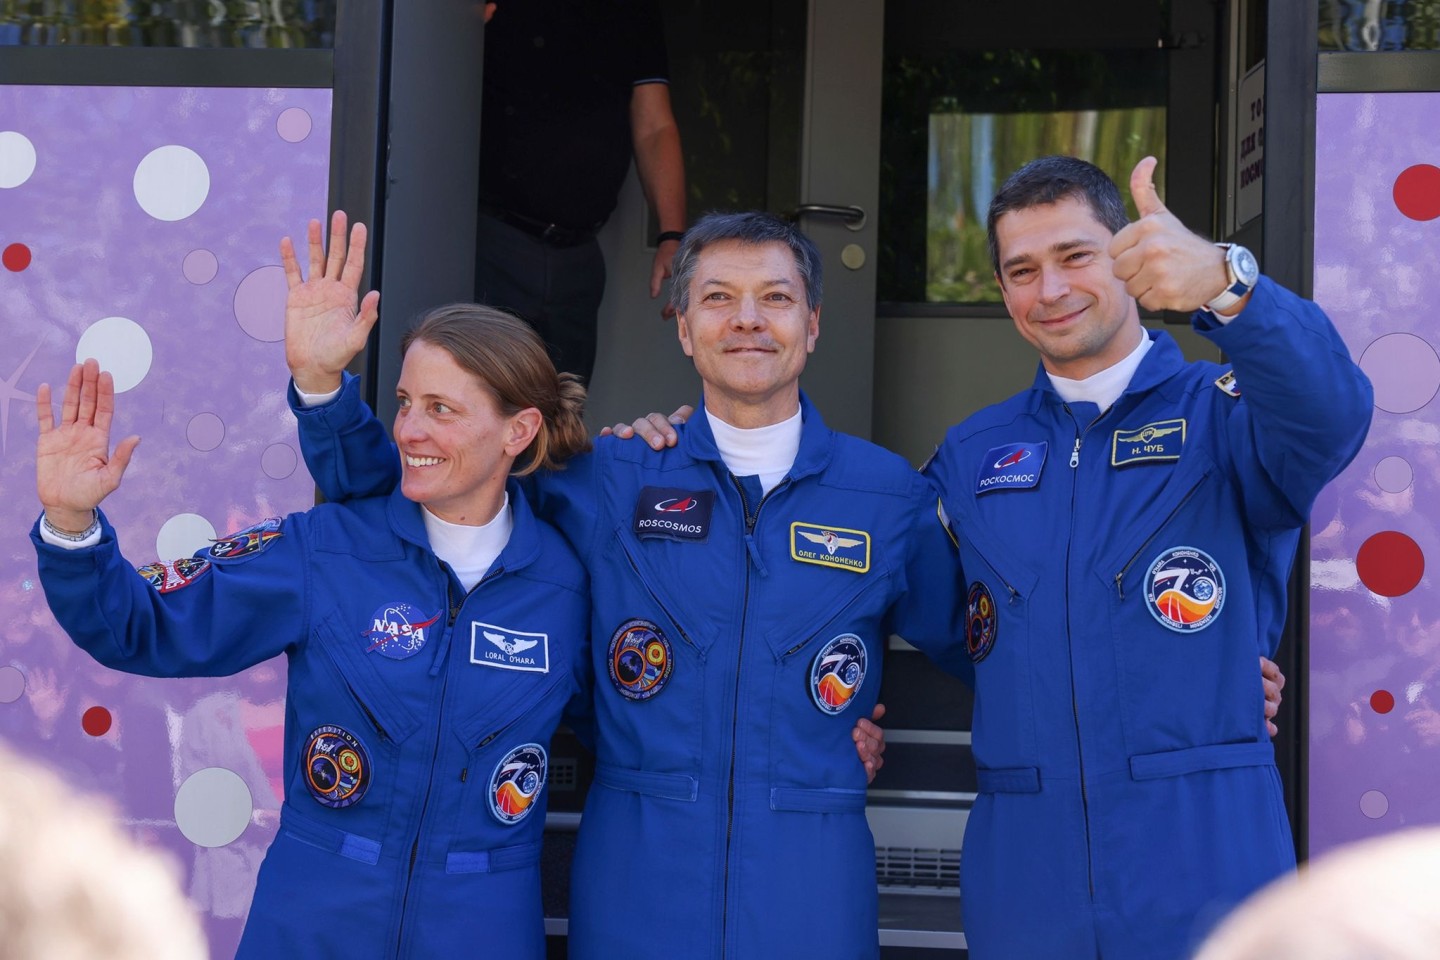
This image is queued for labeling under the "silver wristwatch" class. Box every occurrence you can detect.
[1203,243,1259,314]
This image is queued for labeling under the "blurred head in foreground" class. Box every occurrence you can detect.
[0,744,206,960]
[1195,826,1440,960]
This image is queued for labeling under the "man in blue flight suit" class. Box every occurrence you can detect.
[283,211,971,959]
[922,155,1372,958]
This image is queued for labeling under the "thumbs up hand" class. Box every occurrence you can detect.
[1108,156,1233,313]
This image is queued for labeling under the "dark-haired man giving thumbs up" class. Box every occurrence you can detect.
[922,155,1372,959]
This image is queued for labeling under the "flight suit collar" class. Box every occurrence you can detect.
[680,390,836,483]
[1023,329,1188,414]
[385,478,543,573]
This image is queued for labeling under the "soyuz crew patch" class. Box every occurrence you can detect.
[137,556,211,594]
[363,602,443,660]
[209,518,283,560]
[966,581,997,663]
[976,442,1047,495]
[1214,371,1241,398]
[608,619,674,701]
[304,724,372,809]
[809,633,867,715]
[489,743,547,825]
[1144,546,1226,633]
[633,486,715,542]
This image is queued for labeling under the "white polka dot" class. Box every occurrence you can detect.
[75,317,153,394]
[133,145,210,222]
[174,767,252,848]
[156,513,216,561]
[1360,789,1389,819]
[1375,456,1414,494]
[0,131,37,189]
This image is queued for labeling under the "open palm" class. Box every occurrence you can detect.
[35,359,139,528]
[282,209,381,394]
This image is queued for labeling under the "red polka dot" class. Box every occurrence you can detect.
[1394,164,1440,221]
[81,706,111,737]
[2,243,30,272]
[1356,531,1425,597]
[1371,690,1395,714]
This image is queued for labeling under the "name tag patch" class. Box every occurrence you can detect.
[976,442,1046,495]
[1111,419,1186,466]
[633,486,715,541]
[470,622,550,673]
[790,522,871,573]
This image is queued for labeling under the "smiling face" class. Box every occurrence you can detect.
[393,339,537,525]
[675,239,819,427]
[994,196,1143,380]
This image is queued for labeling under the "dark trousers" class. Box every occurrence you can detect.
[475,213,607,384]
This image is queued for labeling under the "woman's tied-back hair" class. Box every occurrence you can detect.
[401,304,591,475]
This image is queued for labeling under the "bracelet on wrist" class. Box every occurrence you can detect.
[654,230,685,245]
[42,510,99,542]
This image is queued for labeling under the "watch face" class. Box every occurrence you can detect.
[1231,245,1260,286]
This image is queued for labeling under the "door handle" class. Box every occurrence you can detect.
[788,203,866,231]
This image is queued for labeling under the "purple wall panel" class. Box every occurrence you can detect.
[1311,92,1440,857]
[0,85,332,957]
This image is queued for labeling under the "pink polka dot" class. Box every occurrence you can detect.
[262,443,298,480]
[183,248,218,284]
[186,412,225,451]
[276,107,313,143]
[233,265,288,342]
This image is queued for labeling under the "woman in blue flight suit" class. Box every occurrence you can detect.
[31,304,592,959]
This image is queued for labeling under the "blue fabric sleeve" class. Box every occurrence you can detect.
[889,475,973,686]
[1194,276,1374,529]
[290,372,401,503]
[32,510,307,678]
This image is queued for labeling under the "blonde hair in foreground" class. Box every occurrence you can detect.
[1195,826,1440,960]
[0,743,207,960]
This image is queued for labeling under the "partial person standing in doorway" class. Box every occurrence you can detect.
[476,0,686,385]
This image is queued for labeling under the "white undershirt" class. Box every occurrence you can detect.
[706,406,802,494]
[1046,333,1154,411]
[422,493,513,591]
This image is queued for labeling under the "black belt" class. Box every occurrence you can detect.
[480,205,602,247]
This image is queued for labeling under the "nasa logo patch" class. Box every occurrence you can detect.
[809,633,867,715]
[489,743,547,825]
[607,619,674,701]
[363,602,443,660]
[633,486,715,542]
[966,581,997,663]
[137,556,211,594]
[1145,546,1226,632]
[304,724,372,809]
[209,517,283,560]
